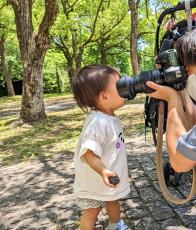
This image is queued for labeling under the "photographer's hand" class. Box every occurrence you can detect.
[146,81,178,102]
[147,82,196,124]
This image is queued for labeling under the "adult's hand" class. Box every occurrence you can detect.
[146,81,178,102]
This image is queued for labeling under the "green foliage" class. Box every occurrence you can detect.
[0,1,15,37]
[0,0,192,91]
[6,35,22,81]
[0,1,22,84]
[43,48,69,93]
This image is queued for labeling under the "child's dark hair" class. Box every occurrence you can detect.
[72,64,120,112]
[174,28,196,66]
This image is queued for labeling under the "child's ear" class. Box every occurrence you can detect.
[98,91,108,103]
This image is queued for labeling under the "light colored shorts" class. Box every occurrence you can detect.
[77,198,105,209]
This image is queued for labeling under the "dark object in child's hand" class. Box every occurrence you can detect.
[109,176,120,185]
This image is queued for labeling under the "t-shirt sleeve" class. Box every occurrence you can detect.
[79,119,106,160]
[176,126,196,161]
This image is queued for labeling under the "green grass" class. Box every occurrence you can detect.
[0,95,21,109]
[0,93,146,165]
[127,94,145,104]
[0,108,84,165]
[43,92,73,101]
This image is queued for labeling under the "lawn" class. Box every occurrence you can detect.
[0,93,148,165]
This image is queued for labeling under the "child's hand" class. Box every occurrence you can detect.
[101,169,119,188]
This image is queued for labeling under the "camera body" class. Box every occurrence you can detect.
[116,49,187,100]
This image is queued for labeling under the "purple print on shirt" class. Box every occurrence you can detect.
[116,131,125,149]
[116,142,120,149]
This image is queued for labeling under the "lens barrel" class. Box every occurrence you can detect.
[116,69,161,100]
[116,50,187,100]
[116,76,135,100]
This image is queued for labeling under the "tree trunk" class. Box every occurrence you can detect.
[75,48,83,75]
[0,36,15,96]
[59,43,76,85]
[129,0,140,75]
[8,0,58,122]
[65,55,76,85]
[61,48,82,85]
[68,65,76,85]
[21,57,46,121]
[99,38,107,64]
[72,31,83,76]
[56,67,61,93]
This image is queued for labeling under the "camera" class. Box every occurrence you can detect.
[116,49,187,100]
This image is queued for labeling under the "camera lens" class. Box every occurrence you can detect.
[116,76,135,100]
[116,49,187,100]
[116,69,161,100]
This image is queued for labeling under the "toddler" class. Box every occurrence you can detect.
[72,64,131,230]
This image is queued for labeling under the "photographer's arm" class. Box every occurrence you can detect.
[181,89,196,124]
[146,81,196,172]
[166,101,196,172]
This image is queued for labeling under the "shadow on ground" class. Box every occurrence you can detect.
[0,151,81,229]
[0,144,195,230]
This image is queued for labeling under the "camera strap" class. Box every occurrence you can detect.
[185,0,193,30]
[156,101,196,205]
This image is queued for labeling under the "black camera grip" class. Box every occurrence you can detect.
[108,176,120,185]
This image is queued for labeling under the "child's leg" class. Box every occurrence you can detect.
[80,207,102,230]
[105,200,121,224]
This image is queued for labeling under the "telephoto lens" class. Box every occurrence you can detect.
[116,70,161,100]
[116,49,187,100]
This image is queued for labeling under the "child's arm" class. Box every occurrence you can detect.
[83,149,118,188]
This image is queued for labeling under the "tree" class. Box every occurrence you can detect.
[95,1,129,65]
[0,2,15,96]
[7,0,58,122]
[128,0,141,75]
[53,0,105,83]
[43,47,67,93]
[53,0,129,83]
[0,34,15,96]
[128,0,162,75]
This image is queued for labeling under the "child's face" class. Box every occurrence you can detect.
[100,74,125,113]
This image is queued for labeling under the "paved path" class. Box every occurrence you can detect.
[0,99,143,119]
[0,100,195,229]
[0,138,195,230]
[0,99,76,119]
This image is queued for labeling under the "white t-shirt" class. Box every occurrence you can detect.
[74,111,130,201]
